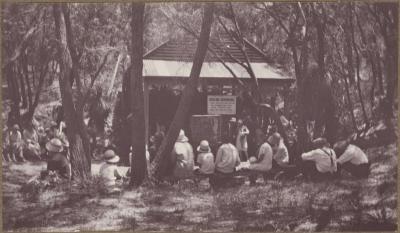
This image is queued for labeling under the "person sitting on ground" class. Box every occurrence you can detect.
[268,132,289,167]
[99,148,124,193]
[236,119,250,162]
[194,140,215,176]
[45,138,71,179]
[248,133,274,184]
[169,129,195,181]
[301,138,337,180]
[215,135,241,175]
[23,122,41,160]
[5,124,25,162]
[267,132,297,178]
[333,140,370,178]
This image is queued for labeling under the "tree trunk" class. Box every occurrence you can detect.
[150,3,214,181]
[53,4,91,180]
[382,4,398,119]
[129,2,147,187]
[344,3,355,85]
[350,5,369,128]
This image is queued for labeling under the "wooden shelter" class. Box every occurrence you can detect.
[141,34,295,140]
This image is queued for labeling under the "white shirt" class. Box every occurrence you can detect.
[337,144,368,165]
[99,163,122,187]
[215,143,240,173]
[273,140,289,166]
[249,142,273,172]
[173,141,195,178]
[197,152,215,174]
[301,147,337,173]
[236,125,249,151]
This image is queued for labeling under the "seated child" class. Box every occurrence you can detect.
[99,148,123,193]
[194,140,215,176]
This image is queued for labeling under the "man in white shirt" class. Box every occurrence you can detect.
[301,138,337,180]
[247,134,274,185]
[333,140,370,178]
[267,132,297,179]
[215,137,241,174]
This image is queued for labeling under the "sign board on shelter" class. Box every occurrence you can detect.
[207,95,236,115]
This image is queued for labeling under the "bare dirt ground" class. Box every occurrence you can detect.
[2,142,397,232]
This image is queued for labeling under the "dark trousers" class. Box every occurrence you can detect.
[301,161,336,181]
[339,162,371,178]
[239,150,249,162]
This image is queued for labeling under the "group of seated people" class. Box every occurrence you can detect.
[3,121,69,163]
[27,120,371,194]
[163,126,371,186]
[3,121,65,162]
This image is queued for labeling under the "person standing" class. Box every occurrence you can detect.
[5,124,24,162]
[236,119,250,162]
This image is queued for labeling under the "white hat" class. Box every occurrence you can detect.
[197,140,211,153]
[103,149,120,163]
[46,138,64,153]
[177,129,188,142]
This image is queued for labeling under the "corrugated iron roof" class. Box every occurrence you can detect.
[143,33,293,81]
[143,60,292,80]
[144,34,271,63]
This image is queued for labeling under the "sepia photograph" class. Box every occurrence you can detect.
[1,1,398,232]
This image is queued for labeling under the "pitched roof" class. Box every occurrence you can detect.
[144,33,271,63]
[142,33,293,81]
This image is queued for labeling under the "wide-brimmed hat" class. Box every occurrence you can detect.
[197,140,211,153]
[312,138,329,149]
[46,138,64,153]
[267,132,281,146]
[177,129,188,142]
[103,149,120,163]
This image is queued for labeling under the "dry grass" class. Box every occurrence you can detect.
[2,142,397,232]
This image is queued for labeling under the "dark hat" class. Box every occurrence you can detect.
[312,138,329,149]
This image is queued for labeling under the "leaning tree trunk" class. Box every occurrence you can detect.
[130,2,147,187]
[53,4,91,180]
[150,3,214,181]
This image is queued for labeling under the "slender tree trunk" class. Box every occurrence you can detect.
[382,4,398,119]
[53,4,91,180]
[350,5,369,128]
[130,2,147,187]
[344,3,355,85]
[150,3,214,181]
[355,10,378,110]
[17,66,28,109]
[375,51,384,95]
